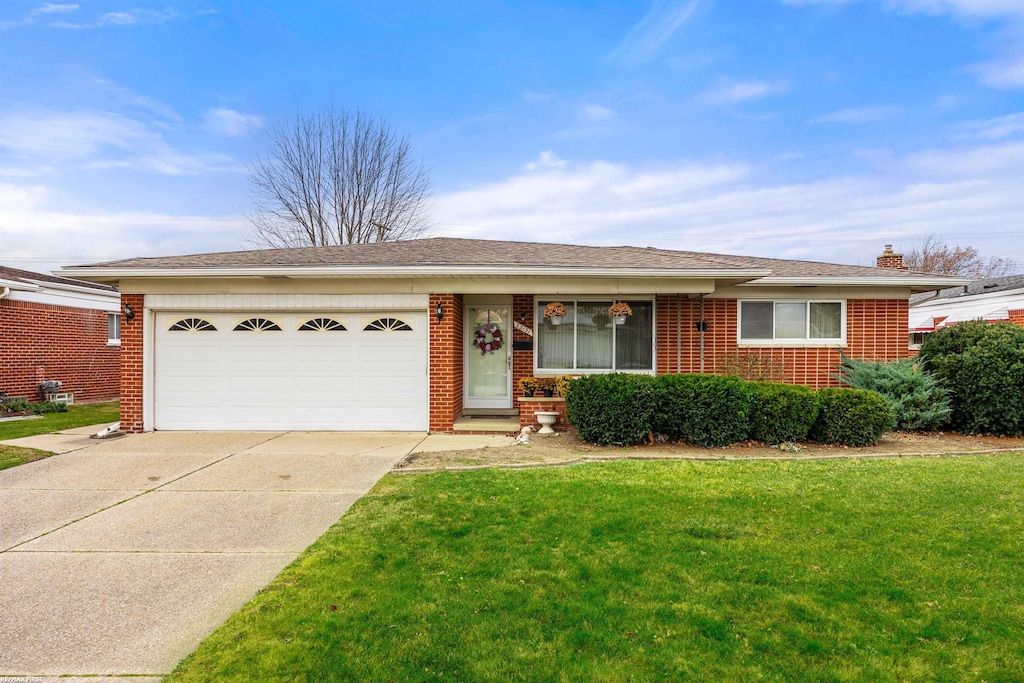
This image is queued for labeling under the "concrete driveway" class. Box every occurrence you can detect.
[0,430,429,681]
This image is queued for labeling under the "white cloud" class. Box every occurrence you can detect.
[809,105,904,123]
[202,108,265,137]
[781,0,1024,17]
[33,3,79,14]
[609,0,702,66]
[581,104,616,121]
[0,108,240,175]
[0,182,246,274]
[698,79,789,105]
[523,151,568,171]
[955,111,1024,139]
[433,140,1024,268]
[46,7,179,29]
[971,53,1024,89]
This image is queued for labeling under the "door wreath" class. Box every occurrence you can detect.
[474,323,503,354]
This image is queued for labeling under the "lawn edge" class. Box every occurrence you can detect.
[393,447,1024,474]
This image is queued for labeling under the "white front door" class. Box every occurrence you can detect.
[464,304,511,409]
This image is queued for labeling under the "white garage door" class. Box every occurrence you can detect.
[154,311,428,431]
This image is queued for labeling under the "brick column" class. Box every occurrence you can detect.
[120,293,144,433]
[428,294,463,432]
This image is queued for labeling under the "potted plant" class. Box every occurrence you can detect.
[536,377,556,397]
[555,375,576,398]
[544,302,567,326]
[518,376,538,397]
[608,301,632,325]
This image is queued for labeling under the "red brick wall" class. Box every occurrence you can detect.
[656,296,910,388]
[0,298,119,403]
[512,294,534,399]
[1010,309,1024,326]
[429,294,463,432]
[119,294,144,433]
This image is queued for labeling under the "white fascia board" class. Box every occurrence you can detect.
[25,278,119,298]
[0,277,42,292]
[56,265,774,280]
[746,276,971,288]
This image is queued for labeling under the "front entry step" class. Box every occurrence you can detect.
[452,415,521,433]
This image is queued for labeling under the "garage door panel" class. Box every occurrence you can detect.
[155,311,427,431]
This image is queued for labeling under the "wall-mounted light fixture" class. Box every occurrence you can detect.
[435,302,445,322]
[123,303,135,322]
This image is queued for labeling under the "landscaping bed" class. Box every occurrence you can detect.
[399,430,1024,471]
[169,455,1024,681]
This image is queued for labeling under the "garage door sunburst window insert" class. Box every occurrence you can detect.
[298,318,346,331]
[364,317,413,331]
[168,318,217,332]
[234,317,283,331]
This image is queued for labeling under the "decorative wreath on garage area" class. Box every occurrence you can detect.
[474,323,503,354]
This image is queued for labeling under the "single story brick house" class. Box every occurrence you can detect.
[1,265,121,403]
[59,238,963,434]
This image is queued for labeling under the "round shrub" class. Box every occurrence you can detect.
[919,321,1024,436]
[810,387,896,447]
[747,382,819,445]
[565,373,657,445]
[653,374,753,447]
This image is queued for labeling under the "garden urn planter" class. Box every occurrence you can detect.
[535,411,559,434]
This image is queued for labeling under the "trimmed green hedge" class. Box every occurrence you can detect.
[810,387,896,447]
[653,374,753,447]
[919,321,1024,436]
[565,373,895,448]
[748,383,819,445]
[565,374,657,446]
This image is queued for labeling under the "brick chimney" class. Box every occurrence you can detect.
[876,244,907,270]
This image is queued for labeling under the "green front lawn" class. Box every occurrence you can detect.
[0,401,119,441]
[170,456,1024,682]
[0,444,54,471]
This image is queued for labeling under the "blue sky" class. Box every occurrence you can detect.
[1,0,1022,274]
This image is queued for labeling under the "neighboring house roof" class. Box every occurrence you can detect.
[57,238,966,290]
[910,273,1024,305]
[908,274,1024,331]
[0,265,118,294]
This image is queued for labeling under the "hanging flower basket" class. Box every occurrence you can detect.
[609,301,632,325]
[474,323,503,355]
[544,302,567,325]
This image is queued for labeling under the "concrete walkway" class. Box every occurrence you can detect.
[0,429,439,680]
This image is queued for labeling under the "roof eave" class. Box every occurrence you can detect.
[56,265,775,281]
[746,276,972,289]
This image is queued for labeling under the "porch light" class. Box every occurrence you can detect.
[123,303,135,322]
[435,302,445,322]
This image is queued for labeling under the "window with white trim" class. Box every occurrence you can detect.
[739,300,844,343]
[536,299,654,372]
[107,313,121,345]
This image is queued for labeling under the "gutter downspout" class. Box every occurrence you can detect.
[699,293,705,374]
[0,287,10,301]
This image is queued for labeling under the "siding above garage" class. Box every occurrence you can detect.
[144,292,429,310]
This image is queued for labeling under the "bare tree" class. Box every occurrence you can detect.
[247,107,432,247]
[903,235,1014,279]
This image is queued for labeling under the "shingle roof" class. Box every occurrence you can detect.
[0,264,117,292]
[67,237,953,281]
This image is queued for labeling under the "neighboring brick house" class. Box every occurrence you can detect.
[1,265,121,403]
[908,273,1024,347]
[59,238,964,434]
